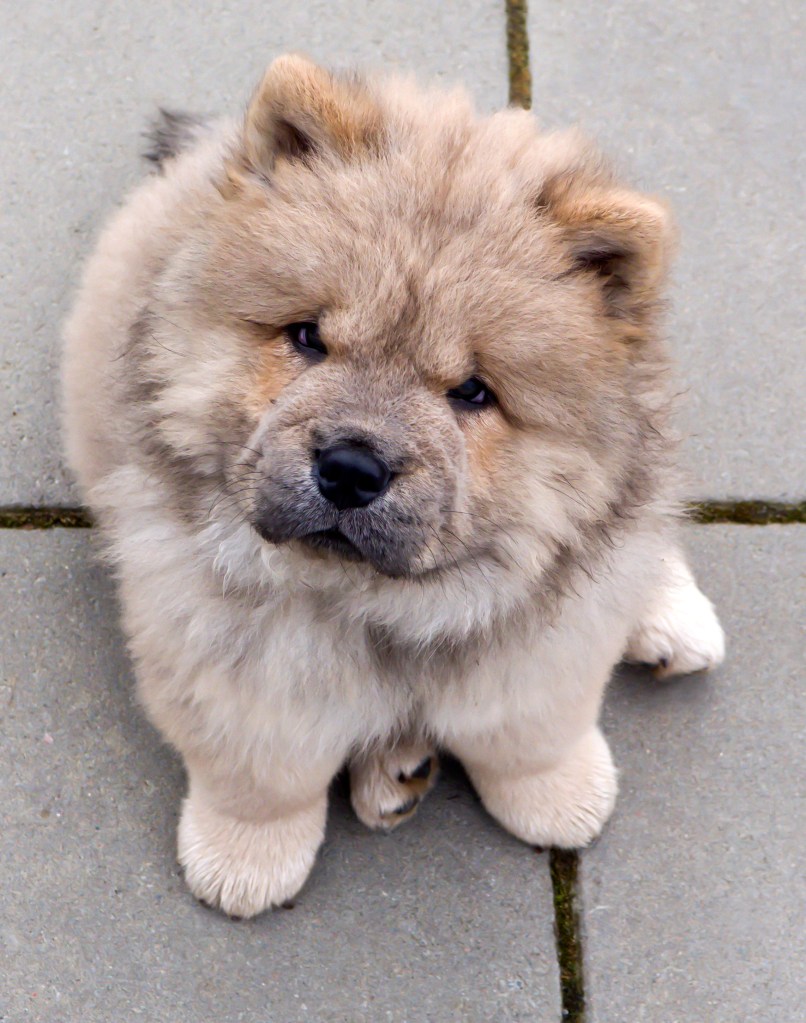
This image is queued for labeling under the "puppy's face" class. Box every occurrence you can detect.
[146,57,673,585]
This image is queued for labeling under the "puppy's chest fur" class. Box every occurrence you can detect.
[263,587,499,702]
[364,619,491,692]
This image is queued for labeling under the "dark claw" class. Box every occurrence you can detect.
[639,657,669,672]
[390,797,419,816]
[397,756,433,783]
[197,897,242,921]
[409,757,433,780]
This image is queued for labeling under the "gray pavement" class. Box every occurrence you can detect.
[587,526,805,1022]
[528,0,806,500]
[2,1,805,1021]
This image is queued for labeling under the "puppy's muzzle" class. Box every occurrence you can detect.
[249,434,421,577]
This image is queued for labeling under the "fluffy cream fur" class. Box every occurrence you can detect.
[63,56,724,917]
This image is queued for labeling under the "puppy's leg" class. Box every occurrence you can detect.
[177,754,337,918]
[625,548,725,677]
[350,739,439,831]
[452,723,617,850]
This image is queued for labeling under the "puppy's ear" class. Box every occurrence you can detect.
[225,54,382,190]
[539,174,675,324]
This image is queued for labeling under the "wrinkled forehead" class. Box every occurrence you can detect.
[205,155,566,379]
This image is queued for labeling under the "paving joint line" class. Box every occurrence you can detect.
[688,500,806,524]
[506,0,531,108]
[1,502,804,530]
[687,499,806,523]
[550,848,586,1022]
[0,507,92,528]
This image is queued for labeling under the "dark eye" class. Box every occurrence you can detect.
[286,321,327,357]
[447,376,494,409]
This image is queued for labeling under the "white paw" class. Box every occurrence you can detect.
[350,742,439,831]
[467,728,618,849]
[626,574,725,677]
[177,795,326,918]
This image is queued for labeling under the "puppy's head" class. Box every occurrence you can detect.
[141,56,674,599]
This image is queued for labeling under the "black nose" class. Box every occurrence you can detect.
[315,444,392,510]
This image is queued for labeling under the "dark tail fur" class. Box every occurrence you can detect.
[143,109,212,170]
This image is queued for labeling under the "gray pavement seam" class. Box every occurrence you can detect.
[689,500,806,525]
[0,506,92,528]
[2,502,805,529]
[550,848,585,1022]
[506,0,531,108]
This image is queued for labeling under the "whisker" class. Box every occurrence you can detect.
[427,524,468,603]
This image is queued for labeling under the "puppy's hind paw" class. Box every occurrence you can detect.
[350,742,439,831]
[626,568,725,678]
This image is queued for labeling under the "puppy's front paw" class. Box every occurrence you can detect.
[350,742,439,831]
[467,728,617,849]
[626,576,725,677]
[177,795,326,918]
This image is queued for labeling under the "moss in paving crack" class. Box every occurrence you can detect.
[506,0,532,108]
[0,507,92,529]
[550,848,585,1022]
[688,500,806,525]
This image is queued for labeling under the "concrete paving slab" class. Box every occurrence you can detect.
[0,0,507,505]
[528,2,806,499]
[584,525,806,1022]
[0,530,560,1023]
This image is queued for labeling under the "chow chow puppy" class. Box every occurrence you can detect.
[63,55,725,917]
